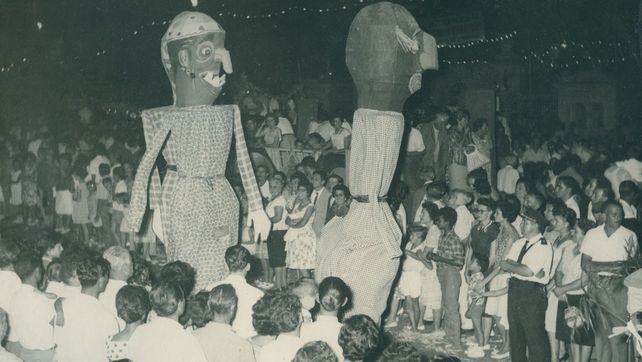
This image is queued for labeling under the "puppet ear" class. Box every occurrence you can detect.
[178,49,191,69]
[395,25,419,54]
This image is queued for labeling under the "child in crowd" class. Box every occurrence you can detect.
[293,341,339,362]
[301,276,349,361]
[37,147,56,226]
[194,284,257,362]
[381,341,422,362]
[257,113,282,147]
[418,202,442,330]
[95,163,112,244]
[257,291,304,362]
[22,152,40,225]
[399,225,428,332]
[339,315,380,362]
[267,175,289,289]
[54,153,74,234]
[127,281,207,362]
[186,291,213,330]
[72,162,92,243]
[106,285,151,362]
[284,181,317,279]
[207,245,263,338]
[10,158,23,223]
[291,278,317,323]
[464,254,489,359]
[497,155,520,195]
[111,166,127,247]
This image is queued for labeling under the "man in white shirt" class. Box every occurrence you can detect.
[581,200,638,362]
[128,281,207,362]
[8,251,56,361]
[194,284,256,362]
[206,245,263,339]
[100,246,133,329]
[54,256,120,362]
[258,292,304,362]
[588,182,613,222]
[501,207,553,362]
[311,170,331,237]
[497,156,520,194]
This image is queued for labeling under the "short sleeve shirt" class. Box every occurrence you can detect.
[407,127,426,153]
[267,195,288,230]
[505,234,553,284]
[580,225,638,262]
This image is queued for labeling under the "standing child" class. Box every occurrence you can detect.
[71,163,91,243]
[111,166,127,247]
[418,202,443,332]
[54,154,74,233]
[284,181,316,279]
[398,225,428,332]
[9,158,23,223]
[95,163,112,244]
[22,153,40,225]
[464,253,489,359]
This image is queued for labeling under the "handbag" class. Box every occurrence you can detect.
[564,305,586,329]
[464,144,490,172]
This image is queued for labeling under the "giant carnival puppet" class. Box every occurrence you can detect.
[128,12,270,290]
[316,2,438,322]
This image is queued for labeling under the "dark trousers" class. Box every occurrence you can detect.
[507,279,551,362]
[437,263,462,345]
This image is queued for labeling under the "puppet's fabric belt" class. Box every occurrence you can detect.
[166,165,224,180]
[352,195,387,203]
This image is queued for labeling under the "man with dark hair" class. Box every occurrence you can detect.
[194,284,255,362]
[501,207,553,362]
[158,260,197,297]
[311,170,331,237]
[55,255,120,362]
[556,176,581,218]
[338,314,380,362]
[7,251,56,360]
[207,245,263,339]
[588,179,614,222]
[128,281,207,362]
[258,291,304,362]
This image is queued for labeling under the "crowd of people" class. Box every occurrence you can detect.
[0,99,641,362]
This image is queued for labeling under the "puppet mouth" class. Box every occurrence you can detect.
[200,70,226,89]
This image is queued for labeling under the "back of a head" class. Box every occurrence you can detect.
[290,278,317,299]
[150,280,184,317]
[619,180,640,201]
[339,314,381,362]
[60,247,90,285]
[293,341,339,362]
[252,291,282,336]
[13,251,42,283]
[46,260,63,283]
[103,246,133,279]
[0,239,19,269]
[425,181,448,200]
[270,291,302,334]
[77,256,111,289]
[116,285,151,324]
[224,245,251,273]
[438,207,458,229]
[381,341,422,362]
[318,277,350,313]
[158,261,196,296]
[187,291,214,328]
[209,283,237,317]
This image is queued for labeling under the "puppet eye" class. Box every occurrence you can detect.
[200,47,212,57]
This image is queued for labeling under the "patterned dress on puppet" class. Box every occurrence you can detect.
[316,2,438,322]
[128,12,269,291]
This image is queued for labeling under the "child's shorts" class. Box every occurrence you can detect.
[466,301,486,320]
[419,268,442,309]
[398,271,421,298]
[112,210,124,225]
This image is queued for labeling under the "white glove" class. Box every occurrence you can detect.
[248,209,271,242]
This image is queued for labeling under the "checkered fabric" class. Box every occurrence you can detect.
[129,105,263,289]
[436,229,465,269]
[316,108,404,323]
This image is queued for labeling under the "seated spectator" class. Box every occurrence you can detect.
[338,315,380,362]
[0,308,21,362]
[100,246,133,328]
[106,285,151,362]
[55,256,120,362]
[290,278,317,323]
[300,277,350,361]
[381,341,422,362]
[293,341,339,362]
[257,291,304,362]
[56,247,88,299]
[186,291,213,330]
[7,251,56,361]
[207,245,263,338]
[194,284,256,362]
[157,261,196,297]
[127,281,207,362]
[44,260,66,295]
[248,291,280,354]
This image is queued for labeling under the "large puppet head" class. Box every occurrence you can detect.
[346,2,438,112]
[161,11,233,107]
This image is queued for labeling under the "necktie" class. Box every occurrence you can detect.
[517,239,537,263]
[312,190,319,205]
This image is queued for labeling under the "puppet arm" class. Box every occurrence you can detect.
[232,105,270,241]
